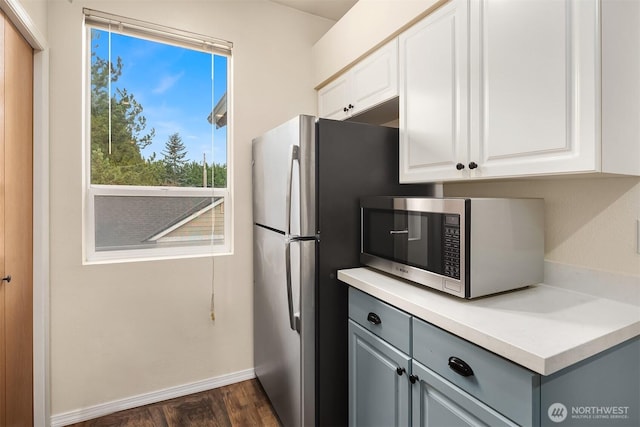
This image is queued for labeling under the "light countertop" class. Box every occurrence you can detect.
[338,267,640,375]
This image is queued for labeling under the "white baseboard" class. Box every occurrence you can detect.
[50,368,256,427]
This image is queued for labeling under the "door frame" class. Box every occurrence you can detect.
[0,1,49,426]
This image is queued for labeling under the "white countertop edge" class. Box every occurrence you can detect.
[338,267,640,376]
[542,323,640,374]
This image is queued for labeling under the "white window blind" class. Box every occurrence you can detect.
[83,8,233,56]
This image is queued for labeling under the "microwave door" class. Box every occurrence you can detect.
[363,209,444,273]
[391,211,431,269]
[362,209,413,264]
[391,212,408,262]
[407,211,436,272]
[407,212,422,242]
[410,211,444,274]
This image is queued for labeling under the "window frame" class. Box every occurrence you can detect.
[82,10,233,264]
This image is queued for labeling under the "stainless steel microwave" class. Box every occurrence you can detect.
[360,197,544,299]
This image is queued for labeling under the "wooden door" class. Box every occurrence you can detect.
[0,10,34,427]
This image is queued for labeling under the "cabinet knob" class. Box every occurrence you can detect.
[343,107,349,112]
[1,275,11,283]
[409,374,419,384]
[448,356,474,377]
[468,162,478,170]
[348,104,354,110]
[456,163,465,170]
[367,312,382,325]
[396,367,406,376]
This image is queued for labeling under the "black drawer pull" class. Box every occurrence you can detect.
[409,374,419,384]
[396,367,405,376]
[448,356,474,377]
[367,312,381,325]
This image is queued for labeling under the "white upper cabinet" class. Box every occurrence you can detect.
[468,0,597,179]
[317,73,351,120]
[399,0,469,182]
[318,39,399,120]
[400,0,639,183]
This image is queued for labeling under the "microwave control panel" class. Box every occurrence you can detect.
[443,215,460,280]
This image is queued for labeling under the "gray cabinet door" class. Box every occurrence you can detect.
[411,360,518,427]
[349,320,411,426]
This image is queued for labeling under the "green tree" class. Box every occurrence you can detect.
[162,132,188,185]
[179,160,227,188]
[90,30,157,185]
[182,160,206,187]
[91,146,125,184]
[213,163,227,187]
[138,153,166,186]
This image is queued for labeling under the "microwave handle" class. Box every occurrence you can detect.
[389,229,409,235]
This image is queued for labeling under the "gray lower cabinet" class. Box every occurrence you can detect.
[348,320,411,426]
[412,317,539,426]
[349,286,516,426]
[348,286,640,427]
[410,360,517,427]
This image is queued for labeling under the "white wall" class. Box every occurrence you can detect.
[48,0,333,415]
[445,176,640,277]
[18,0,47,37]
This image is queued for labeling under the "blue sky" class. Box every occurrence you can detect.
[92,29,228,165]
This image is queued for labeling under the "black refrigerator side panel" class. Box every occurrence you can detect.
[315,119,434,426]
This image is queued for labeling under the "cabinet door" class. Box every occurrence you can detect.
[469,0,598,178]
[318,73,351,120]
[411,361,518,427]
[351,39,398,116]
[399,0,469,183]
[318,40,398,121]
[349,320,411,427]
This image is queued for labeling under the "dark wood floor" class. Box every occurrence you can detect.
[67,379,281,427]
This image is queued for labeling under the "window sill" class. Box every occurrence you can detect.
[83,248,233,266]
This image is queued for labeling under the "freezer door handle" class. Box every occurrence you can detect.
[285,240,301,333]
[285,144,299,236]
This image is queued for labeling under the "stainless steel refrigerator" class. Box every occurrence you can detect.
[252,115,434,426]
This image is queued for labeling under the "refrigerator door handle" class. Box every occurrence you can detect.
[285,145,299,236]
[285,239,301,333]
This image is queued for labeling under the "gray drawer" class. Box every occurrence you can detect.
[412,360,519,427]
[412,318,540,427]
[348,287,411,354]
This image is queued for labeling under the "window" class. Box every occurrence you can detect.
[83,9,232,262]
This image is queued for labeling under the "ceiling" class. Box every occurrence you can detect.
[269,0,358,21]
